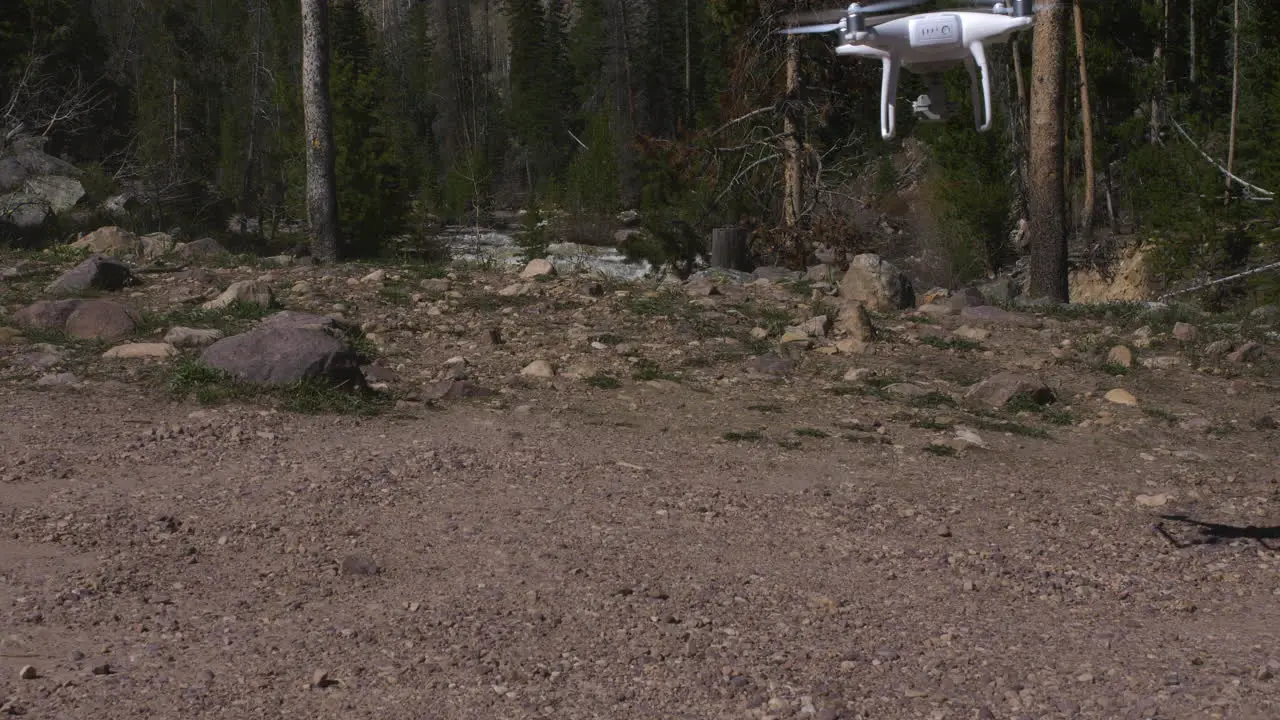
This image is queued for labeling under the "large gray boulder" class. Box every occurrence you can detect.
[0,192,51,228]
[64,299,140,341]
[839,253,915,312]
[46,254,140,296]
[24,175,84,213]
[11,299,84,331]
[199,325,364,387]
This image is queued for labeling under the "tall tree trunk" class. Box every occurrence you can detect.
[1189,0,1196,83]
[1028,1,1069,302]
[301,0,340,262]
[1225,0,1241,199]
[1150,0,1165,144]
[782,35,802,227]
[1072,0,1095,237]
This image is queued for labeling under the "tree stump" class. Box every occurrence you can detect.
[710,227,752,272]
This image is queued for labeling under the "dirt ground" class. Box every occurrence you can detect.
[1,250,1278,719]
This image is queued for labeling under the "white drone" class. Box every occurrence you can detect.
[781,0,1038,139]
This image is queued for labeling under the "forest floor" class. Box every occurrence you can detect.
[1,249,1278,720]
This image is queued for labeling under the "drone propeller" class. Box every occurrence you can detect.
[958,0,1054,14]
[778,21,844,35]
[782,0,931,26]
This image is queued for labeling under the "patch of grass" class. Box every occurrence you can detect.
[164,358,389,415]
[722,430,764,443]
[794,427,829,438]
[920,335,982,352]
[1142,406,1179,424]
[864,375,907,389]
[585,372,622,389]
[138,301,273,338]
[632,359,681,382]
[777,439,803,450]
[1098,362,1131,376]
[627,291,684,317]
[1003,392,1074,425]
[748,403,782,413]
[970,418,1050,439]
[910,391,958,409]
[912,418,955,431]
[924,443,958,457]
[457,293,539,313]
[377,285,412,305]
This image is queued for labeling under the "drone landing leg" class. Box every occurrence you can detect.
[880,56,901,140]
[966,42,993,132]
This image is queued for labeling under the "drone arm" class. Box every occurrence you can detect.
[967,41,993,132]
[880,55,901,140]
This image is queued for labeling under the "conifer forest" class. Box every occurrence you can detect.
[2,0,1279,303]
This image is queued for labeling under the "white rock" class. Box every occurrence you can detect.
[102,342,178,359]
[164,326,223,348]
[202,280,273,310]
[519,258,556,279]
[521,360,556,378]
[361,269,387,283]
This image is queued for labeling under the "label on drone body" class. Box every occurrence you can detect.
[908,15,962,48]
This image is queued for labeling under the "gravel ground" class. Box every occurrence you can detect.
[1,251,1278,719]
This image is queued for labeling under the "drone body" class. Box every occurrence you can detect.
[782,1,1038,139]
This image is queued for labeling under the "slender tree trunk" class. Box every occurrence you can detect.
[301,0,340,261]
[782,35,802,227]
[1150,0,1165,144]
[1073,0,1095,237]
[1028,1,1069,302]
[1225,0,1241,200]
[684,0,692,128]
[1189,0,1196,83]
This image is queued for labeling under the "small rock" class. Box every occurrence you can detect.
[952,325,990,341]
[746,354,795,377]
[311,670,335,688]
[1135,493,1173,507]
[1104,388,1138,406]
[164,327,223,348]
[201,280,273,310]
[1226,342,1263,363]
[965,372,1055,409]
[1172,322,1198,342]
[498,282,533,297]
[1203,339,1234,357]
[521,360,556,378]
[18,665,37,680]
[1107,345,1134,367]
[584,281,605,297]
[340,554,379,576]
[102,342,178,359]
[834,301,876,342]
[684,277,720,297]
[946,287,986,311]
[519,258,556,279]
[883,382,929,400]
[915,303,955,318]
[360,268,387,283]
[35,372,78,387]
[1140,355,1181,370]
[749,327,769,340]
[479,328,504,345]
[797,314,831,338]
[91,663,112,675]
[958,305,1042,329]
[0,326,24,344]
[843,367,875,382]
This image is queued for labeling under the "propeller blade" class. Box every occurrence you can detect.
[778,22,844,35]
[858,0,932,13]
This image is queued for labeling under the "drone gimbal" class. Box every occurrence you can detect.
[781,0,1038,139]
